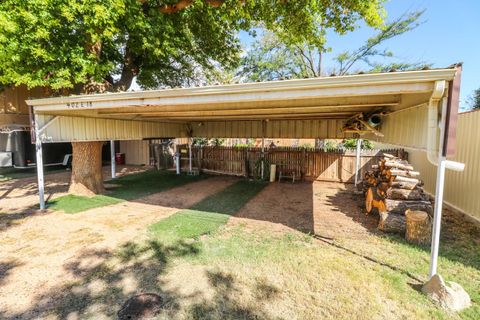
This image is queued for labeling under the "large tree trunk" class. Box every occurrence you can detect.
[69,141,104,196]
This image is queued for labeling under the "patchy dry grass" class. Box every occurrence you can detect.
[1,177,478,320]
[149,180,266,243]
[49,170,205,213]
[15,223,476,319]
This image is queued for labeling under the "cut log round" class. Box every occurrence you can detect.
[405,210,432,245]
[386,188,427,200]
[365,187,373,214]
[378,212,406,234]
[365,187,386,215]
[385,199,432,215]
[69,141,105,196]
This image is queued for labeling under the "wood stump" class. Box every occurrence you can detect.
[378,212,406,234]
[405,210,432,245]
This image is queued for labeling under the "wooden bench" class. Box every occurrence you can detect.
[277,164,296,183]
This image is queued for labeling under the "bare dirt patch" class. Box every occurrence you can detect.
[230,180,378,239]
[231,181,314,233]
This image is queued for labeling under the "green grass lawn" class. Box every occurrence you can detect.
[148,180,266,243]
[0,165,66,181]
[49,170,206,213]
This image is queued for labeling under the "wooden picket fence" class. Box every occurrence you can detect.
[177,145,404,183]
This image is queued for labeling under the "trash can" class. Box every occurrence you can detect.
[269,164,276,182]
[115,153,125,165]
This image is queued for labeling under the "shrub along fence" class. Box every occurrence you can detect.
[177,145,404,183]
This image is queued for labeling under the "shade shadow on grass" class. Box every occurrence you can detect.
[48,170,206,213]
[149,180,266,243]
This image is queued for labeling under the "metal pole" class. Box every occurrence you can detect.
[261,120,266,179]
[175,152,181,174]
[429,97,447,278]
[110,140,116,179]
[429,157,446,278]
[354,138,362,186]
[34,116,45,210]
[189,140,192,172]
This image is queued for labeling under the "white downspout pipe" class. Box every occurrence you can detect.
[427,86,465,279]
[354,138,362,186]
[426,81,446,166]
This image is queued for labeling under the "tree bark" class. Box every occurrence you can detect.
[386,187,427,200]
[69,141,105,196]
[378,212,406,234]
[384,199,432,215]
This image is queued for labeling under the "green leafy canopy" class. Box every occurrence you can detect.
[238,10,430,82]
[0,0,385,92]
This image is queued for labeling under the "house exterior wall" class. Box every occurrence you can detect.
[0,86,45,126]
[394,110,480,221]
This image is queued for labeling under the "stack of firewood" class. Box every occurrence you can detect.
[362,153,433,234]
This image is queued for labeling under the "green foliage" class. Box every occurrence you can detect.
[210,138,225,146]
[0,0,385,91]
[239,10,427,82]
[334,10,430,75]
[192,138,209,146]
[323,140,339,151]
[341,138,374,150]
[467,87,480,110]
[192,138,225,146]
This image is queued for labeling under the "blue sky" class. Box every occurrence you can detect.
[240,0,480,111]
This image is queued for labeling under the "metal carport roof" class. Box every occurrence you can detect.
[26,65,465,280]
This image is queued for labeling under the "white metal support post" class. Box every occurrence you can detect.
[261,120,266,179]
[189,139,192,172]
[110,140,116,179]
[354,138,362,186]
[34,115,45,210]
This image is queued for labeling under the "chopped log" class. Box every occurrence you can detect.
[384,161,414,171]
[389,169,420,177]
[385,199,432,215]
[390,180,418,190]
[394,175,420,184]
[405,210,432,245]
[378,212,406,234]
[386,188,427,201]
[365,187,386,215]
[383,153,397,159]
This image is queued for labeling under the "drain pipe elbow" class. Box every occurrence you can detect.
[426,81,447,166]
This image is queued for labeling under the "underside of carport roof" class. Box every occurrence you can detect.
[27,66,464,280]
[28,67,460,153]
